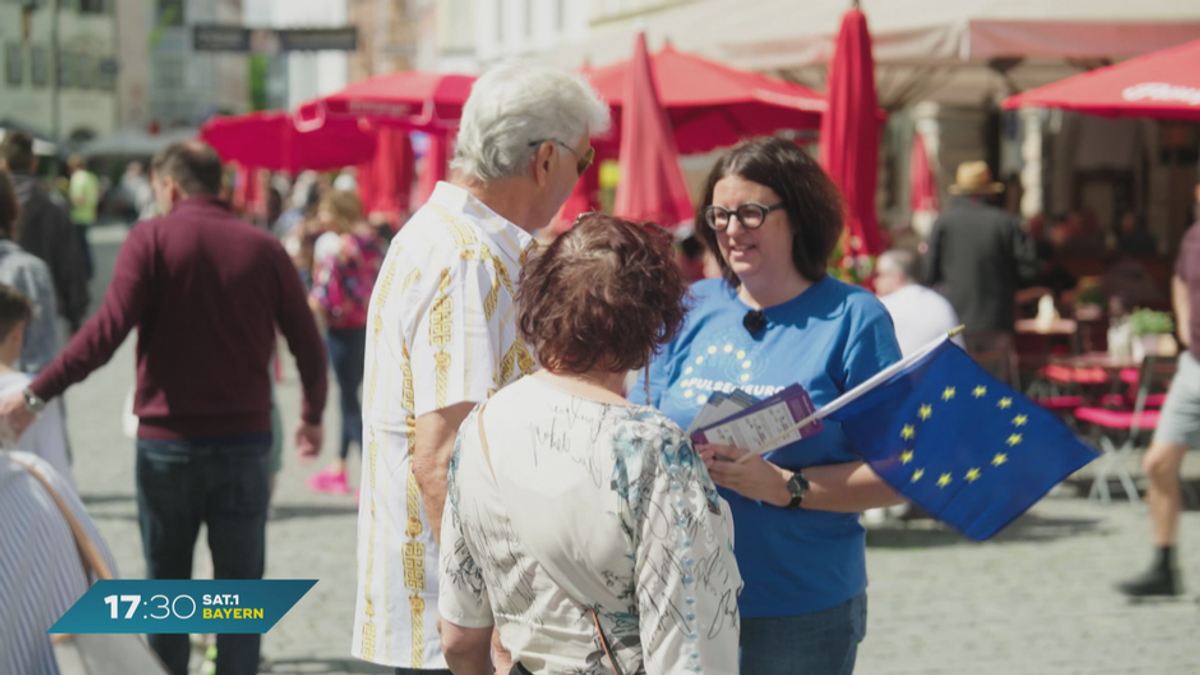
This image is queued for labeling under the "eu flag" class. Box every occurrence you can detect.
[826,339,1099,540]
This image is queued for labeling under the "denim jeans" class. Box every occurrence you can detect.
[740,593,868,675]
[327,326,366,460]
[136,432,273,675]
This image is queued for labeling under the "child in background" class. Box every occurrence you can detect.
[0,284,72,487]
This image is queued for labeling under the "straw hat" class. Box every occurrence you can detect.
[948,161,1004,195]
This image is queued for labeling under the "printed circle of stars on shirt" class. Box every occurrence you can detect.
[680,343,753,405]
[896,384,1028,489]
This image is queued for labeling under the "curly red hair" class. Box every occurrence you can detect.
[517,214,688,374]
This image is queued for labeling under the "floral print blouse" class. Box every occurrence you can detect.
[439,376,743,675]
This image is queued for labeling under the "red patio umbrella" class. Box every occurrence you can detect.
[358,127,414,220]
[819,6,884,262]
[416,131,452,206]
[587,43,826,155]
[612,32,695,230]
[200,111,377,173]
[1003,39,1200,121]
[910,132,939,214]
[295,71,476,132]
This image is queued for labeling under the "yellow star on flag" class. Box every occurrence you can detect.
[972,385,987,398]
[918,404,933,421]
[1013,414,1028,427]
[1006,433,1023,447]
[965,468,982,483]
[912,468,925,482]
[900,450,914,465]
[901,425,915,440]
[942,386,956,401]
[992,453,1008,466]
[937,473,952,488]
[998,397,1013,409]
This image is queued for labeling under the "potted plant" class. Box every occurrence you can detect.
[1074,284,1105,321]
[1129,308,1176,362]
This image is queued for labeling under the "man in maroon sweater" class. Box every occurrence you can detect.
[0,141,328,675]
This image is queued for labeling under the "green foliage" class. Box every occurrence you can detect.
[1129,308,1174,336]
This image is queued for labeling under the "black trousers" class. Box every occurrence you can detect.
[136,432,273,675]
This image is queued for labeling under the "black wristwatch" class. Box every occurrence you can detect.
[785,470,809,510]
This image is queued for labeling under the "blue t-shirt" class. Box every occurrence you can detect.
[636,276,901,617]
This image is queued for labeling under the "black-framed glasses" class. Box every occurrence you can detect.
[703,202,786,231]
[529,139,595,176]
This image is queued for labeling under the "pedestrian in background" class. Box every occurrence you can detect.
[639,137,906,675]
[306,189,386,496]
[352,61,609,675]
[1117,184,1200,598]
[0,141,328,675]
[925,161,1038,385]
[0,283,71,485]
[0,169,62,375]
[0,131,90,333]
[875,248,963,357]
[66,155,98,279]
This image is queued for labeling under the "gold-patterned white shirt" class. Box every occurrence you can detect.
[352,182,538,668]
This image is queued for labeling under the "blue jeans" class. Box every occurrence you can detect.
[136,432,273,675]
[327,326,366,460]
[740,593,868,675]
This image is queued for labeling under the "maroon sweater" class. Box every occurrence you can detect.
[31,196,327,440]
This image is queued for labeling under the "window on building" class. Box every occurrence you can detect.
[30,46,48,87]
[5,44,22,87]
[56,51,73,88]
[78,0,109,14]
[157,0,184,27]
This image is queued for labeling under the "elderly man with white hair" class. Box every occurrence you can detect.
[350,62,609,675]
[875,248,963,357]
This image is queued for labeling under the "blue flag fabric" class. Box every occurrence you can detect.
[826,340,1099,540]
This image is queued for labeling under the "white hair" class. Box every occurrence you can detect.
[452,61,610,183]
[877,248,920,281]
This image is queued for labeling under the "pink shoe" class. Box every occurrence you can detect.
[307,468,349,495]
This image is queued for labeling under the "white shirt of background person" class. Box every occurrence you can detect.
[875,248,964,358]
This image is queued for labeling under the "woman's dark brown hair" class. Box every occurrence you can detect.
[0,170,20,241]
[517,214,688,374]
[696,137,844,285]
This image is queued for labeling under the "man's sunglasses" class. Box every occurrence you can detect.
[529,139,595,176]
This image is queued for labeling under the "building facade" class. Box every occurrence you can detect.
[1,0,118,142]
[348,0,418,81]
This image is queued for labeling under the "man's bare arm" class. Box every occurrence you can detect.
[1174,275,1191,348]
[413,401,476,545]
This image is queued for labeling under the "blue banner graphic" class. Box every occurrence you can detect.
[49,580,316,634]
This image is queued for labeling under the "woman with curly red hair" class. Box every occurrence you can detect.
[437,213,742,675]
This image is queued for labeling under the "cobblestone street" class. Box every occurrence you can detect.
[67,228,1200,675]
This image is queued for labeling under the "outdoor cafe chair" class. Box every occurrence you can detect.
[1072,355,1176,505]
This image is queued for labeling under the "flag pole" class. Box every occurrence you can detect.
[730,326,965,464]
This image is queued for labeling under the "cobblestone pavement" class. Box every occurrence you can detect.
[67,228,1200,674]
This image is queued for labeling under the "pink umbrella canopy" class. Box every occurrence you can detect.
[910,132,939,214]
[587,43,826,154]
[416,131,452,206]
[295,71,476,132]
[358,127,414,220]
[612,32,695,230]
[200,111,377,173]
[1003,39,1200,121]
[819,6,885,266]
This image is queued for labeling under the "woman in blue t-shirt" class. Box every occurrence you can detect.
[638,137,908,675]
